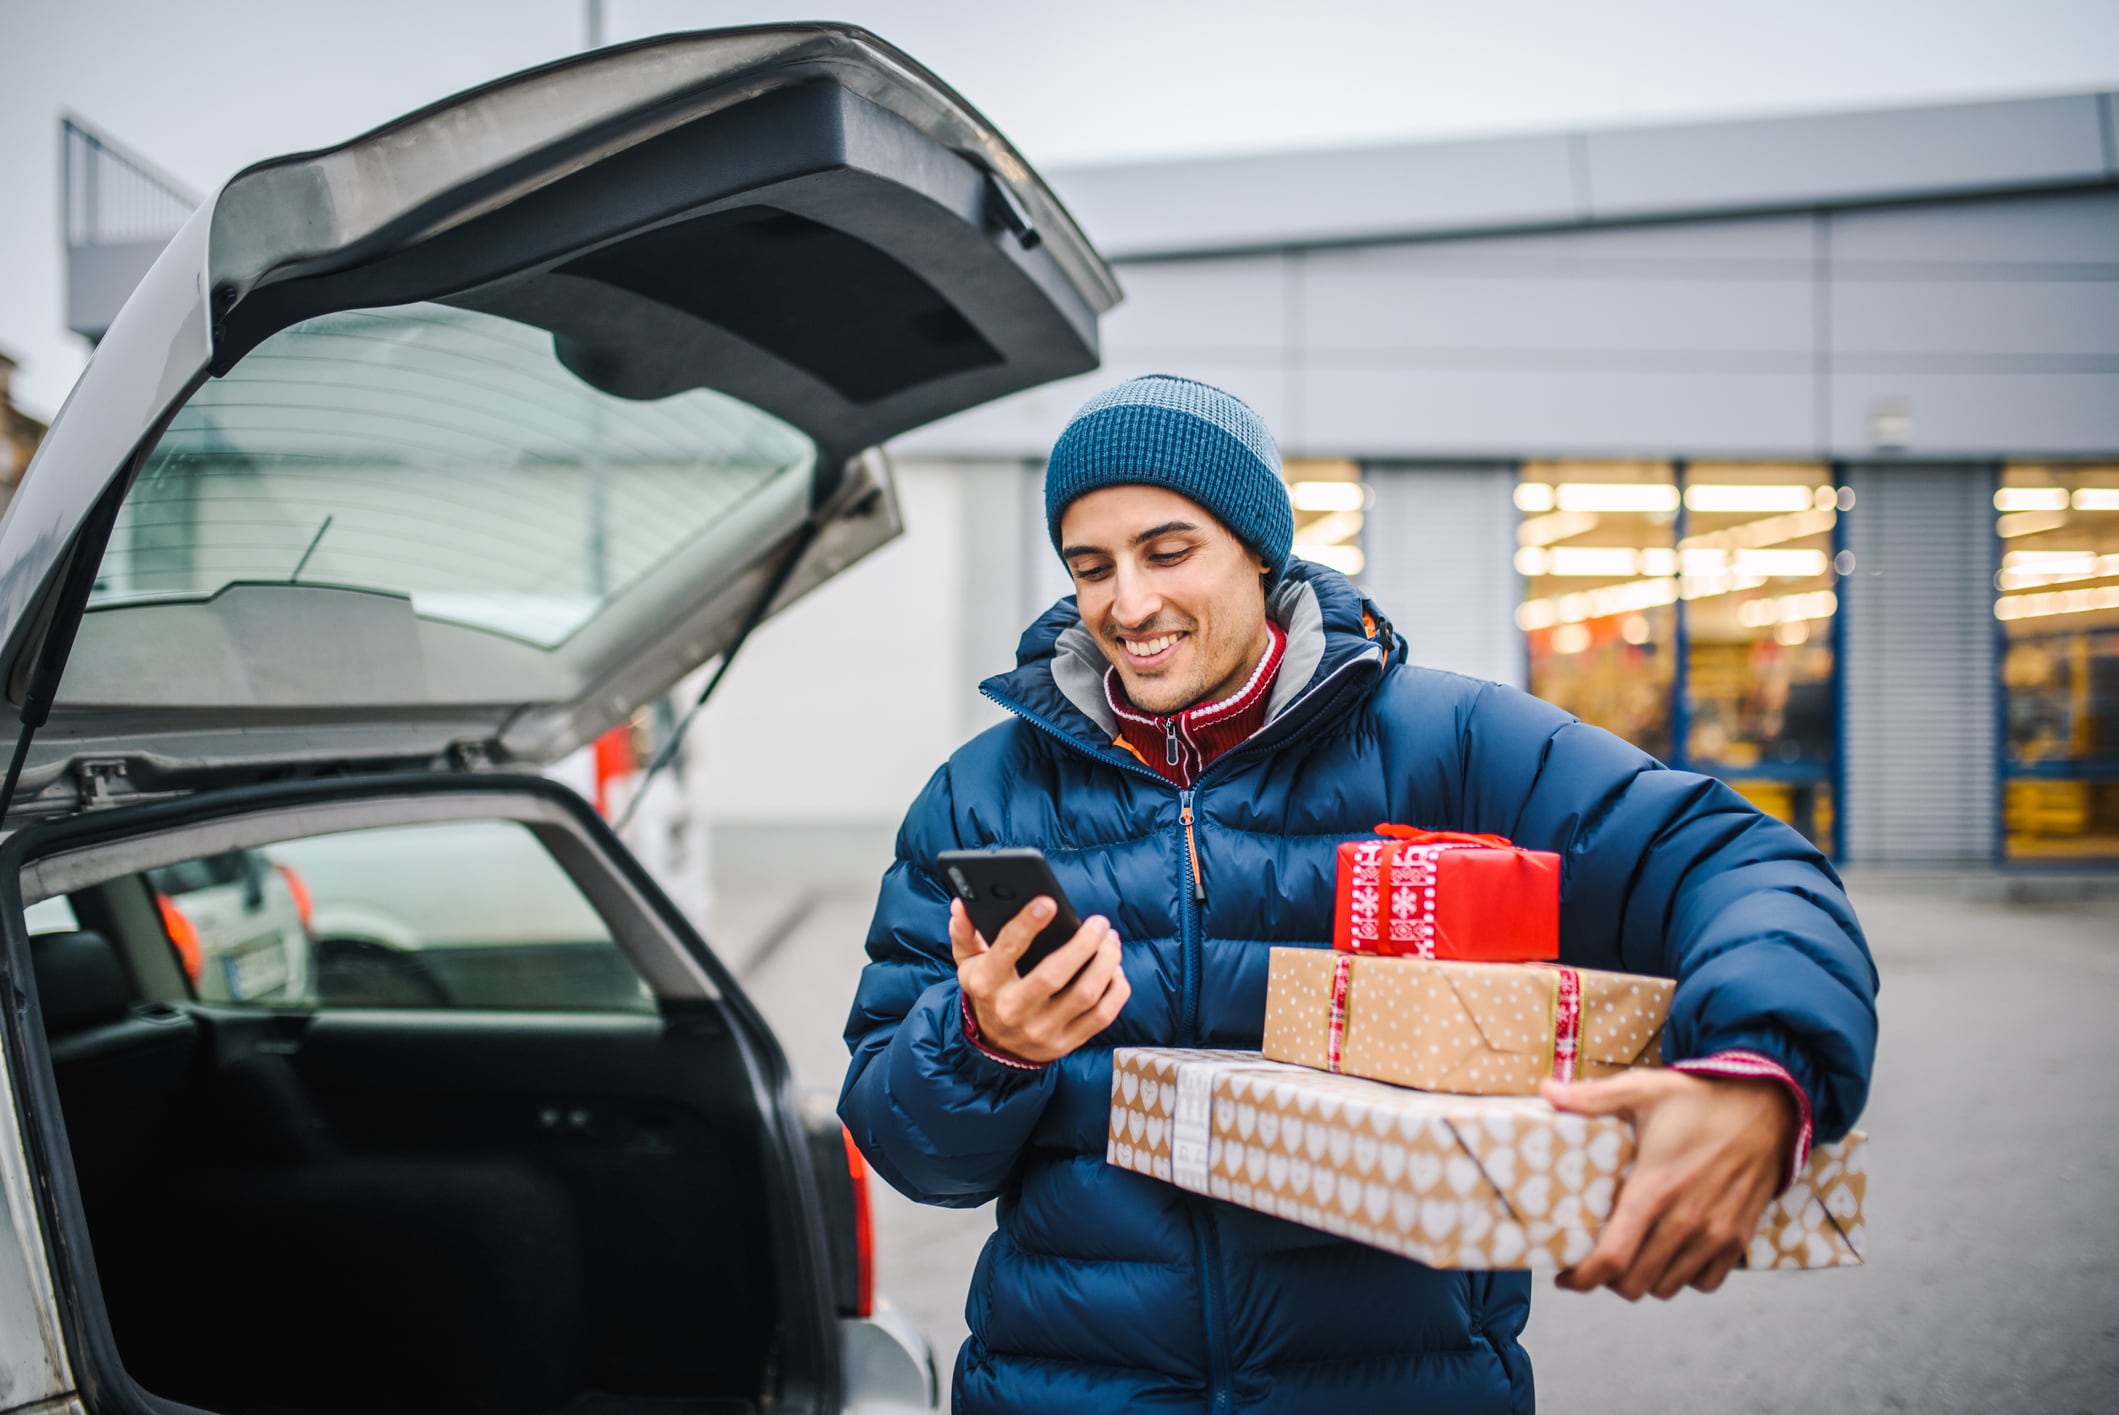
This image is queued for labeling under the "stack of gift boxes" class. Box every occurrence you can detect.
[1106,825,1867,1272]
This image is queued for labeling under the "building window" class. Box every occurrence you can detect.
[1516,460,1842,853]
[1516,462,1680,765]
[1287,459,1366,579]
[1678,463,1842,852]
[1997,463,2119,861]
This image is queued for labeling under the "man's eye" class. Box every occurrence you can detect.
[1073,564,1111,582]
[1150,549,1191,566]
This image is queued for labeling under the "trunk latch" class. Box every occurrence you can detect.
[73,758,133,808]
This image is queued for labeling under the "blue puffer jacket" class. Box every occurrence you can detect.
[839,561,1877,1415]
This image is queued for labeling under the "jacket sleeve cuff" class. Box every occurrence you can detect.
[959,991,1051,1072]
[1670,1049,1814,1192]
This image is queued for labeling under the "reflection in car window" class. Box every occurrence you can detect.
[266,819,654,1013]
[24,895,79,935]
[89,303,817,648]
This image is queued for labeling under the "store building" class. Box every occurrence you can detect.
[47,97,2116,888]
[0,350,50,517]
[788,88,2117,872]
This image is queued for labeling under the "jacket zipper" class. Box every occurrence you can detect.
[1175,783,1231,1415]
[981,654,1381,1415]
[1180,791,1205,904]
[1195,1207,1234,1415]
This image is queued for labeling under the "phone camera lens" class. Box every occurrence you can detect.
[992,884,1016,901]
[947,867,975,899]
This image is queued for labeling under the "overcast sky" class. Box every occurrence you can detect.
[3,0,2116,418]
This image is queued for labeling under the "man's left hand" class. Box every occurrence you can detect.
[1540,1069,1797,1301]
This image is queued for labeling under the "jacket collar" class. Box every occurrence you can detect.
[981,560,1401,771]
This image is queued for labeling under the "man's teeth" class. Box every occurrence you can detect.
[1124,633,1182,657]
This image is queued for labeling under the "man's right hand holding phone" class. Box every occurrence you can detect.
[950,896,1131,1065]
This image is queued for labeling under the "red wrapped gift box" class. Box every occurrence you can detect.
[1332,825,1559,961]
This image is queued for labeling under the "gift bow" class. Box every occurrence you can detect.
[1372,824,1519,850]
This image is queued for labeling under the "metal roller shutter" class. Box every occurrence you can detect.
[1841,462,1997,865]
[1363,463,1524,688]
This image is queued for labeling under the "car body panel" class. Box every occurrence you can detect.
[0,24,1114,1413]
[0,774,873,1412]
[0,24,1117,810]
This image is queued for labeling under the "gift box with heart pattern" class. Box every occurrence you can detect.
[1107,1048,1866,1271]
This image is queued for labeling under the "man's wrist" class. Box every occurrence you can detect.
[959,990,1050,1071]
[1670,1050,1813,1189]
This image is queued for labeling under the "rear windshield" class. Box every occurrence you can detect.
[88,303,816,648]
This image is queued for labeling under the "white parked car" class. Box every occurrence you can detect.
[0,24,1117,1415]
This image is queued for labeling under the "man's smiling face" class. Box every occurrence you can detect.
[1060,484,1272,715]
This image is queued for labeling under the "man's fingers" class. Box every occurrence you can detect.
[1691,1245,1744,1294]
[1021,915,1111,995]
[1651,1229,1725,1301]
[1540,1071,1663,1118]
[1056,961,1132,1051]
[986,896,1059,967]
[948,899,987,967]
[1054,931,1124,1019]
[1556,1171,1663,1292]
[1614,1202,1696,1301]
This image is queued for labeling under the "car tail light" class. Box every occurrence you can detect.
[156,893,203,983]
[842,1124,874,1319]
[591,724,636,818]
[275,862,315,932]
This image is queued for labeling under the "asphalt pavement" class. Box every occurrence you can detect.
[734,876,2119,1414]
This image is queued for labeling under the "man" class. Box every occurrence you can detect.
[840,375,1877,1413]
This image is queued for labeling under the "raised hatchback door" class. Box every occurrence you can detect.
[0,24,1118,808]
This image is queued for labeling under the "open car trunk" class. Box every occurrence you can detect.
[0,21,1116,809]
[5,775,843,1415]
[0,24,1115,1414]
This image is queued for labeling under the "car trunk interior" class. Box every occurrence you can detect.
[10,784,819,1415]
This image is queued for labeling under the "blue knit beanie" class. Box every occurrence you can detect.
[1044,374,1293,579]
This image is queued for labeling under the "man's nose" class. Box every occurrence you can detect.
[1110,561,1163,629]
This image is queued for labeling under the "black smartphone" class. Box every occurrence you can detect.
[936,847,1083,976]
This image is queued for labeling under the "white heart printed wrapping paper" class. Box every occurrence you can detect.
[1106,1048,1866,1272]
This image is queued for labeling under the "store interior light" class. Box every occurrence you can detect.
[1997,509,2069,539]
[1514,547,1549,576]
[1551,624,1592,655]
[1774,620,1811,646]
[1555,483,1681,514]
[1298,543,1366,576]
[1680,506,1836,552]
[1514,484,1557,513]
[1995,487,2069,513]
[1995,583,2119,621]
[1290,481,1370,513]
[1546,547,1644,577]
[1294,509,1365,547]
[1517,510,1600,547]
[1683,484,1821,514]
[1996,550,2119,591]
[1681,548,1828,578]
[1637,549,1678,577]
[1515,599,1559,631]
[1516,575,1680,629]
[2074,488,2119,511]
[1619,614,1652,645]
[1737,590,1839,628]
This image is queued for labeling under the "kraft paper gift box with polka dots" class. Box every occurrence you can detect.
[1106,1048,1866,1272]
[1262,947,1672,1096]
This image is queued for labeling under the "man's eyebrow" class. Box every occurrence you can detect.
[1060,520,1204,560]
[1132,520,1201,546]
